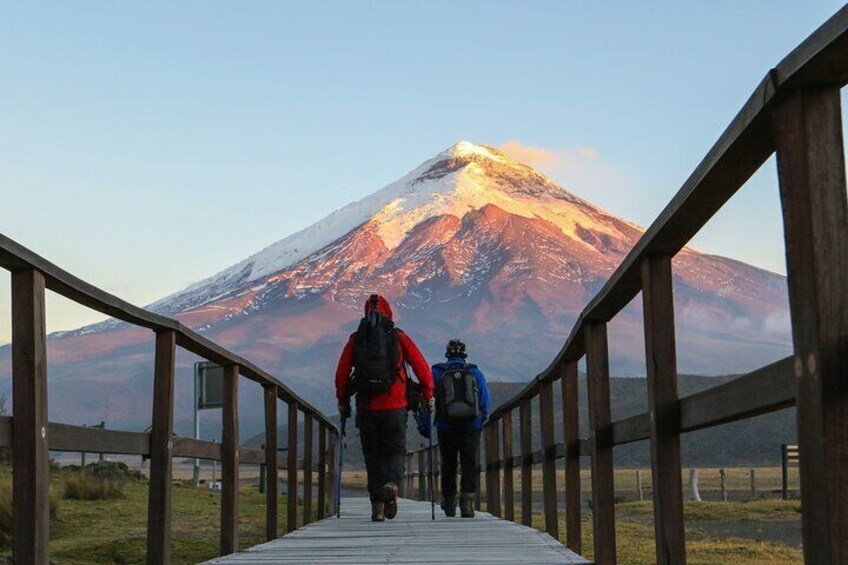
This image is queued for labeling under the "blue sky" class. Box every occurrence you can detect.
[0,1,844,342]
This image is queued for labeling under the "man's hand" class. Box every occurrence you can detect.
[338,403,351,419]
[426,397,435,411]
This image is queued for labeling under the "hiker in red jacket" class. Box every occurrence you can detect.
[336,294,434,522]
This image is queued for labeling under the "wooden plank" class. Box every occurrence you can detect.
[519,398,532,527]
[221,365,240,556]
[327,431,338,516]
[610,413,651,446]
[585,322,616,564]
[774,85,848,564]
[205,497,592,564]
[678,356,795,432]
[287,403,299,533]
[501,411,515,521]
[317,424,327,520]
[561,361,581,554]
[173,437,221,461]
[146,330,176,565]
[539,380,558,539]
[642,254,686,564]
[11,269,50,564]
[303,413,314,525]
[49,422,149,455]
[263,384,278,540]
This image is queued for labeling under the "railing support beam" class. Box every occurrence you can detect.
[146,330,176,565]
[220,364,240,555]
[485,421,501,517]
[317,424,327,520]
[519,398,532,527]
[774,85,848,564]
[539,380,558,539]
[586,322,616,565]
[263,384,278,540]
[642,254,686,564]
[11,269,50,565]
[287,402,299,532]
[561,360,582,554]
[502,411,515,521]
[303,413,314,525]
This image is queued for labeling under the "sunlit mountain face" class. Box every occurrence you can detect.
[0,142,791,429]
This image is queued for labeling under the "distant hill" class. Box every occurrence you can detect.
[247,375,796,469]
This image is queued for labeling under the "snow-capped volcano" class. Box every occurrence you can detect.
[154,141,639,315]
[1,141,792,429]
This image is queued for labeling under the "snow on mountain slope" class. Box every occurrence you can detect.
[152,141,640,314]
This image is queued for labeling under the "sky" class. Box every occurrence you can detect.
[1,1,845,344]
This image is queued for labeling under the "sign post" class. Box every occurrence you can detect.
[192,362,225,486]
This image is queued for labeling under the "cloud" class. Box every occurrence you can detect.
[498,140,601,171]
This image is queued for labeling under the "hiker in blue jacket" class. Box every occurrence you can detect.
[433,339,491,518]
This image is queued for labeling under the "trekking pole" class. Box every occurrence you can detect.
[337,417,347,519]
[428,406,435,521]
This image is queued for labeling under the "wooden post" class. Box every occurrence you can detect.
[539,380,558,538]
[585,322,616,565]
[519,398,532,527]
[562,360,582,554]
[418,449,426,501]
[502,410,515,521]
[317,424,327,520]
[636,470,644,502]
[220,365,239,555]
[11,269,50,565]
[263,385,278,540]
[642,253,686,564]
[720,469,728,502]
[774,85,848,564]
[326,431,338,516]
[486,422,501,517]
[433,446,441,503]
[781,445,789,501]
[287,403,298,532]
[146,329,176,565]
[303,413,314,525]
[475,439,483,511]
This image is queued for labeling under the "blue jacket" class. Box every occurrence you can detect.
[432,357,491,431]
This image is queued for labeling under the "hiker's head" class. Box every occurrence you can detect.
[445,339,467,359]
[364,294,393,320]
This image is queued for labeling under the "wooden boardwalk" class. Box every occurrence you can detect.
[203,497,591,564]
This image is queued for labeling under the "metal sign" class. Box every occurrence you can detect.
[196,361,224,409]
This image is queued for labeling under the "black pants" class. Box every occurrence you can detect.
[437,425,480,498]
[358,408,407,502]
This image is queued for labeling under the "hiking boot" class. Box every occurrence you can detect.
[459,492,475,518]
[371,501,385,522]
[441,496,457,517]
[383,482,399,519]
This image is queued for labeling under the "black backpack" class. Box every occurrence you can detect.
[435,363,480,421]
[351,299,400,396]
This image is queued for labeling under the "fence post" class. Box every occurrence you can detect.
[585,322,616,565]
[220,365,240,555]
[475,439,483,511]
[303,413,314,525]
[689,469,702,502]
[774,85,848,564]
[287,403,299,532]
[146,329,176,565]
[317,424,327,520]
[720,469,728,502]
[263,385,278,540]
[636,470,644,502]
[781,445,789,501]
[519,398,533,527]
[642,253,686,564]
[749,469,757,500]
[486,421,502,517]
[562,360,582,554]
[11,269,50,565]
[502,410,515,521]
[326,430,338,516]
[539,380,558,538]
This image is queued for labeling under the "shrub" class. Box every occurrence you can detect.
[63,472,125,501]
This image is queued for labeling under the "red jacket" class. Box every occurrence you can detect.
[335,296,434,411]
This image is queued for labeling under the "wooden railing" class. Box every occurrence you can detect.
[0,234,340,564]
[410,6,848,564]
